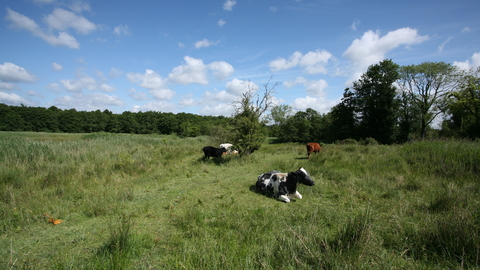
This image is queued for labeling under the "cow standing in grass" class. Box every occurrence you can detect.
[306,143,321,159]
[202,146,227,160]
[255,167,315,203]
[220,143,233,154]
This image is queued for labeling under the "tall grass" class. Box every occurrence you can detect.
[1,133,479,269]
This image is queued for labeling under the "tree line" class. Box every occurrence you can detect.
[269,60,480,144]
[0,104,231,137]
[1,60,478,145]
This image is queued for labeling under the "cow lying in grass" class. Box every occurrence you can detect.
[255,167,315,203]
[202,146,227,160]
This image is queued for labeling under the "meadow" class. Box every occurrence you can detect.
[0,132,479,269]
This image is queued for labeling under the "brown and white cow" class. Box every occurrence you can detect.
[306,143,321,159]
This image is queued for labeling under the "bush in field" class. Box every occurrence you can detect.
[336,138,358,145]
[231,79,277,155]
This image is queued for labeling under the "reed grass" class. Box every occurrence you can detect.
[0,133,479,269]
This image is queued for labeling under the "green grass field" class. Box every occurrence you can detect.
[1,132,479,269]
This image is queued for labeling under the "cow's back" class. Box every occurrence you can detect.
[306,143,321,158]
[256,170,281,194]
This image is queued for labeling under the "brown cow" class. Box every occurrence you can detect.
[306,143,321,159]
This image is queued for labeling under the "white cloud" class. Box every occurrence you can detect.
[44,8,97,34]
[461,27,471,33]
[218,19,226,27]
[178,42,185,48]
[0,62,37,83]
[60,76,97,92]
[109,68,122,78]
[168,56,209,85]
[113,25,131,37]
[226,78,258,95]
[269,49,333,74]
[195,38,220,49]
[284,77,328,97]
[55,92,125,111]
[223,0,237,11]
[46,83,61,93]
[128,88,149,101]
[343,27,429,83]
[351,20,360,31]
[0,82,18,90]
[0,91,30,105]
[195,79,259,115]
[270,6,278,12]
[6,8,80,49]
[438,37,453,52]
[201,89,236,104]
[291,96,337,114]
[52,62,63,71]
[32,0,56,4]
[132,100,176,113]
[99,83,116,93]
[198,103,234,116]
[454,52,480,70]
[209,61,234,80]
[69,1,92,13]
[284,76,308,88]
[178,93,196,107]
[127,69,175,100]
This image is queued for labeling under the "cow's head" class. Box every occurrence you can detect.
[293,167,315,186]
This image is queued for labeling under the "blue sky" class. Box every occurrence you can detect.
[1,0,479,116]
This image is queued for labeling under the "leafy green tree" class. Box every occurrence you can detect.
[267,104,293,137]
[398,62,462,139]
[104,110,121,133]
[445,71,480,138]
[329,88,358,141]
[157,113,178,134]
[0,104,25,131]
[352,59,400,144]
[120,111,139,133]
[46,106,61,132]
[58,108,82,133]
[397,91,422,142]
[231,79,277,154]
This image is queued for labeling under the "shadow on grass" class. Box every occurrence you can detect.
[249,184,274,199]
[198,156,232,165]
[249,184,300,203]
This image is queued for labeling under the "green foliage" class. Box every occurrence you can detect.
[444,72,480,138]
[231,80,276,154]
[399,62,462,139]
[0,103,231,136]
[352,59,400,144]
[277,108,328,143]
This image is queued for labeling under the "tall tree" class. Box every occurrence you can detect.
[329,88,358,141]
[267,104,293,137]
[398,62,462,139]
[231,78,277,154]
[352,59,400,144]
[445,70,480,138]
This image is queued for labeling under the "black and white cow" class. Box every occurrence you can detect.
[255,167,315,203]
[202,146,227,159]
